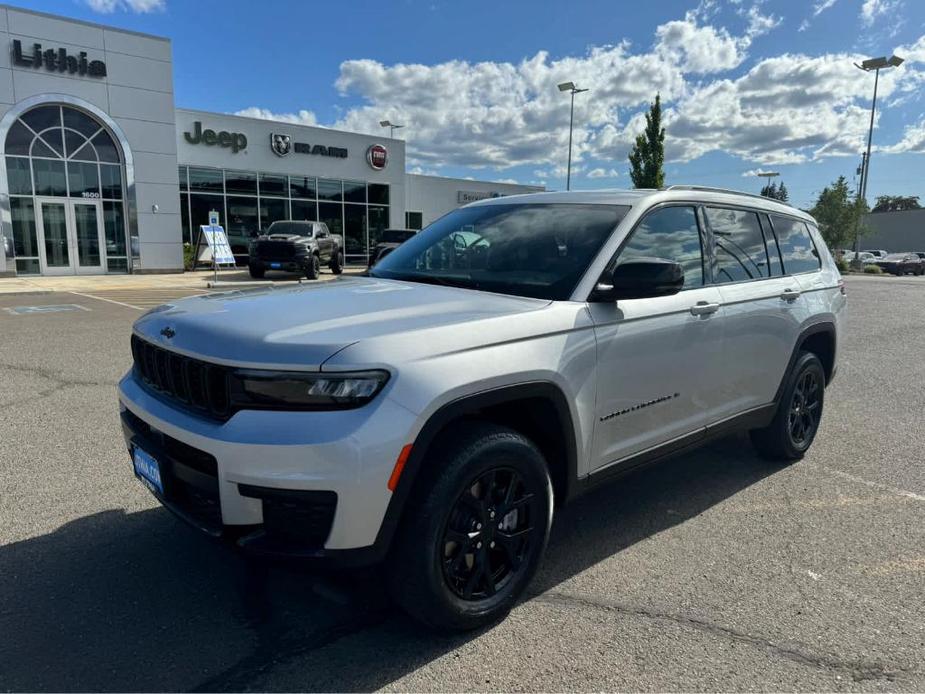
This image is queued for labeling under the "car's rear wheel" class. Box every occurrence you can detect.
[750,351,825,462]
[330,250,344,275]
[248,263,265,279]
[387,422,553,631]
[305,254,320,280]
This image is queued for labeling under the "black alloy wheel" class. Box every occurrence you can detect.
[788,369,821,447]
[441,467,537,600]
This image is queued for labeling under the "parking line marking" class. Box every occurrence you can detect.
[69,290,144,310]
[811,464,925,502]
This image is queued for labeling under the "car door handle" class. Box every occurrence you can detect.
[780,288,802,302]
[690,301,720,316]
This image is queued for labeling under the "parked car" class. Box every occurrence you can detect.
[874,252,925,276]
[862,249,888,259]
[119,186,845,631]
[914,252,925,260]
[368,228,418,268]
[842,251,877,265]
[247,220,344,280]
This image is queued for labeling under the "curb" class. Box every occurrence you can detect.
[0,290,54,297]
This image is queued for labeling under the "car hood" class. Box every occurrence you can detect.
[132,276,551,370]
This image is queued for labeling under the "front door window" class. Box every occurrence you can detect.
[36,198,104,275]
[40,202,69,270]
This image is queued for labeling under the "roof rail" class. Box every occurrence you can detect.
[664,184,793,206]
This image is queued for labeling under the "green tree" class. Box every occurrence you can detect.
[628,94,665,188]
[777,181,789,202]
[810,176,868,251]
[872,195,921,212]
[759,180,790,202]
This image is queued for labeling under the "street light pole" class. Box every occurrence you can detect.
[557,82,589,191]
[379,120,404,138]
[851,54,903,267]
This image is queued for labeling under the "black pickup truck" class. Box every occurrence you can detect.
[247,221,344,280]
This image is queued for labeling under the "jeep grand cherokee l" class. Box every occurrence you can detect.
[119,186,845,631]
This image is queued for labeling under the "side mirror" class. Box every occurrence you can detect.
[592,258,685,301]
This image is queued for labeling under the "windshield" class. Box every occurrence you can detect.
[883,253,907,260]
[267,222,312,237]
[370,203,629,300]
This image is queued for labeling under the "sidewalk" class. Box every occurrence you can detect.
[0,267,364,295]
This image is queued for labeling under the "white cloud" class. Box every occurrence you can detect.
[84,0,164,13]
[587,168,620,179]
[654,16,745,73]
[814,0,839,16]
[233,107,318,127]
[883,118,925,153]
[896,34,925,64]
[860,0,899,26]
[742,5,781,40]
[741,168,780,177]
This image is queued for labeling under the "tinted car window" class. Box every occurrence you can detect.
[706,207,770,283]
[771,215,820,273]
[371,203,628,300]
[619,206,703,288]
[267,221,312,237]
[760,214,784,276]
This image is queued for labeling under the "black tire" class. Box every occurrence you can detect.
[330,250,344,275]
[248,263,265,279]
[750,351,825,462]
[304,254,320,280]
[386,422,553,632]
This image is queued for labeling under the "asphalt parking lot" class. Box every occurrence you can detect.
[1,274,923,692]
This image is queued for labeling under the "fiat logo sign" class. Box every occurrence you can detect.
[367,144,388,170]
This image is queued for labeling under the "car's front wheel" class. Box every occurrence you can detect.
[750,351,825,462]
[304,254,320,280]
[387,422,553,631]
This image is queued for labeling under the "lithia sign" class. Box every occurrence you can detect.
[11,39,106,77]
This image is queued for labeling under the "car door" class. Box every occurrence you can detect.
[708,208,817,418]
[588,204,726,472]
[315,224,332,261]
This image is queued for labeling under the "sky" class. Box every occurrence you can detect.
[11,0,925,208]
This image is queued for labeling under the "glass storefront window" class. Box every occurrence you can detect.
[290,176,316,199]
[290,199,317,221]
[91,131,120,163]
[63,107,101,138]
[189,193,224,231]
[107,258,128,272]
[259,173,287,197]
[103,200,126,256]
[344,181,366,203]
[16,258,41,274]
[369,206,390,248]
[225,170,257,195]
[5,121,33,156]
[317,178,343,202]
[6,157,32,195]
[65,130,95,160]
[180,193,190,244]
[227,196,259,251]
[32,159,67,196]
[368,183,390,206]
[344,204,367,259]
[405,211,423,230]
[188,167,224,193]
[10,197,38,257]
[259,197,288,229]
[67,161,100,198]
[178,165,188,192]
[318,201,343,238]
[21,105,61,134]
[100,164,122,199]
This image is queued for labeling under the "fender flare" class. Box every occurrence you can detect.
[773,321,837,404]
[370,381,580,560]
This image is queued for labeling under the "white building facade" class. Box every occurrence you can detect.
[0,4,541,276]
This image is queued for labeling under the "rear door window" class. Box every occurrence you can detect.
[759,214,784,277]
[705,207,770,283]
[770,215,821,274]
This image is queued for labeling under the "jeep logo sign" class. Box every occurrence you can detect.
[183,121,247,153]
[367,144,388,170]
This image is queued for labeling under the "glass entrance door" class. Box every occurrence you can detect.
[36,198,106,275]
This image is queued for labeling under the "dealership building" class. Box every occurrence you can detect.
[0,5,541,276]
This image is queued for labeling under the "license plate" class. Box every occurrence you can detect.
[132,446,164,495]
[270,262,281,268]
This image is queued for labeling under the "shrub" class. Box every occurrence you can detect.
[183,242,197,270]
[835,257,849,273]
[863,264,882,274]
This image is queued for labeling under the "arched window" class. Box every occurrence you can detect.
[5,105,127,274]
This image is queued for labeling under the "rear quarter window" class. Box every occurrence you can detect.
[770,215,821,274]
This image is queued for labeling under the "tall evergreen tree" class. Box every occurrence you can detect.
[777,181,789,202]
[628,94,666,188]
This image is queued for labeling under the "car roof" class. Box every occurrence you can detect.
[466,185,814,222]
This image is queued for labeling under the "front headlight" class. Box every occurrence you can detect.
[231,369,389,410]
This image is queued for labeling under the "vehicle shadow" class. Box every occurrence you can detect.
[0,434,775,692]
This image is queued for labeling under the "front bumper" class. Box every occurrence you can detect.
[250,257,310,273]
[118,371,417,564]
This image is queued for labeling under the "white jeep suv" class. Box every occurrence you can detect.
[118,186,845,630]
